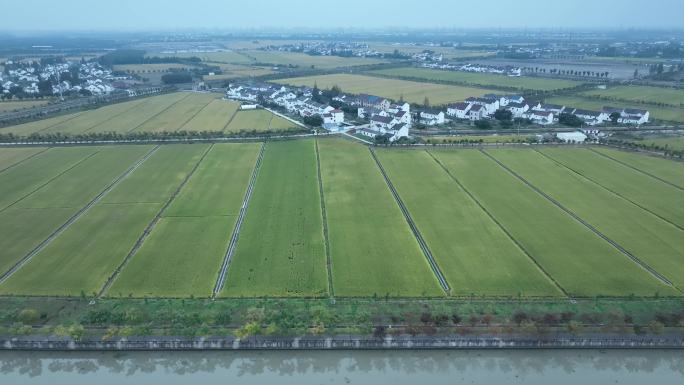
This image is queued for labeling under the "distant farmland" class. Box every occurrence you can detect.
[545,96,684,123]
[0,92,299,136]
[0,139,682,299]
[275,74,498,105]
[369,67,582,91]
[580,85,684,106]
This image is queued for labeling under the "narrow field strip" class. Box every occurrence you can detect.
[431,149,674,297]
[181,99,240,132]
[0,147,102,212]
[588,148,684,191]
[0,112,85,135]
[214,143,265,296]
[127,93,193,133]
[379,149,564,297]
[0,145,158,287]
[108,143,261,298]
[536,148,684,230]
[42,98,151,135]
[97,144,214,297]
[482,149,673,287]
[589,147,684,191]
[221,140,328,298]
[315,139,334,298]
[89,93,190,133]
[81,98,151,133]
[0,147,50,174]
[318,138,444,298]
[486,148,684,290]
[370,147,451,295]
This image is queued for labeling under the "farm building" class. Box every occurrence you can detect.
[557,131,588,143]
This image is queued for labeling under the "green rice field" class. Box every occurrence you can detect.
[0,92,298,136]
[275,74,499,105]
[369,67,582,91]
[0,139,682,299]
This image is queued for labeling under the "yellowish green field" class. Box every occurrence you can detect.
[367,43,495,59]
[113,64,197,73]
[179,100,240,132]
[224,110,297,133]
[581,85,684,106]
[245,51,389,69]
[370,67,581,91]
[133,93,218,133]
[275,74,498,105]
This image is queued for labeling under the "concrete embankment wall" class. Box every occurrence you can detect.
[2,335,683,351]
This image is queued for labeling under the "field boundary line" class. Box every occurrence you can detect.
[0,149,102,213]
[315,139,334,298]
[425,150,570,298]
[221,104,240,132]
[176,97,216,132]
[535,148,684,233]
[480,149,676,288]
[82,98,149,133]
[0,147,51,175]
[212,142,266,297]
[369,147,451,295]
[97,144,215,297]
[588,147,684,191]
[0,145,161,285]
[126,93,192,133]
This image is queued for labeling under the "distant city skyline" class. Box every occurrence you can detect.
[3,0,684,32]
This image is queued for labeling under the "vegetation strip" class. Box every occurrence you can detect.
[0,145,160,285]
[534,148,684,233]
[315,139,334,298]
[588,147,684,192]
[369,147,451,294]
[126,93,192,133]
[34,112,86,134]
[212,142,266,297]
[98,144,215,297]
[0,150,101,213]
[425,150,570,298]
[480,149,675,287]
[0,147,50,175]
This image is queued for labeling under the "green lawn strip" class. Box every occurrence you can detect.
[0,204,161,296]
[0,147,48,172]
[431,149,673,297]
[221,140,328,298]
[107,216,235,298]
[538,147,684,229]
[108,143,261,297]
[592,148,684,189]
[14,146,153,209]
[164,143,262,217]
[318,139,443,297]
[0,145,211,296]
[489,148,684,290]
[369,67,581,91]
[102,144,210,205]
[375,149,562,297]
[0,147,101,210]
[133,93,216,133]
[580,85,684,106]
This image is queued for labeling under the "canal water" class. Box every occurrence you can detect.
[1,349,683,384]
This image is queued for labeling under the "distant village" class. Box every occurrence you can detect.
[0,59,132,99]
[225,81,651,143]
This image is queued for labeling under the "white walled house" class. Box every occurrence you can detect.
[557,131,588,143]
[419,110,446,126]
[447,102,472,119]
[526,111,555,125]
[535,103,565,115]
[466,97,499,116]
[467,104,485,121]
[506,102,529,118]
[323,109,345,125]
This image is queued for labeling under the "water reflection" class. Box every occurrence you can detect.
[1,350,683,383]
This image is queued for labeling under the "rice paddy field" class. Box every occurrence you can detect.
[275,74,499,105]
[580,85,684,106]
[0,92,298,136]
[0,139,682,299]
[369,67,582,91]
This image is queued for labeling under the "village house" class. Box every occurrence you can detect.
[534,103,565,115]
[466,96,499,116]
[352,94,391,111]
[419,110,446,126]
[467,104,485,121]
[506,102,530,118]
[322,109,345,125]
[569,108,609,126]
[525,111,555,125]
[447,102,472,119]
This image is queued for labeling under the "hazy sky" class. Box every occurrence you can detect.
[3,0,683,31]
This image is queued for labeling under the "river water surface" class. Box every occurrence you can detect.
[1,349,683,384]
